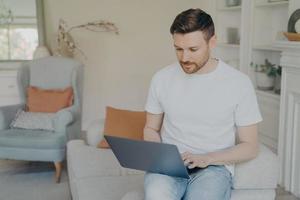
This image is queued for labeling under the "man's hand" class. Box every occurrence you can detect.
[181,152,213,169]
[181,125,259,168]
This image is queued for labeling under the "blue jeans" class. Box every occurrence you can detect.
[144,165,233,200]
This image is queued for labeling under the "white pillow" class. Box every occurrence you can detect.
[10,110,55,131]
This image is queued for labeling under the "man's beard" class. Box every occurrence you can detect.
[180,56,210,74]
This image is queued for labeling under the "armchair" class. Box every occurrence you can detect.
[0,56,83,182]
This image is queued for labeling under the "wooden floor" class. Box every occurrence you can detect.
[276,187,300,200]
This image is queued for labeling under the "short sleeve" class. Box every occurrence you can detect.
[234,77,263,126]
[145,76,164,114]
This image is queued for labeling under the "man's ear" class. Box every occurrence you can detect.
[208,35,217,49]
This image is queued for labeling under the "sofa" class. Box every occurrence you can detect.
[67,120,279,200]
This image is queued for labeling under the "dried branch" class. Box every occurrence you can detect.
[68,20,119,34]
[56,18,119,59]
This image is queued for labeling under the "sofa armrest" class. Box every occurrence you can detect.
[0,104,24,130]
[53,106,75,132]
[86,119,105,146]
[234,144,279,189]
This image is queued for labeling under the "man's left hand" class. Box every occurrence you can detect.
[181,152,213,169]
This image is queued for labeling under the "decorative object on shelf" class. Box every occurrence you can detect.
[225,0,241,7]
[33,45,51,59]
[55,19,119,58]
[226,27,239,44]
[283,32,300,41]
[288,8,300,33]
[0,0,13,25]
[251,59,278,90]
[274,66,281,94]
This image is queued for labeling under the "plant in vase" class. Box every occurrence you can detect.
[251,59,277,91]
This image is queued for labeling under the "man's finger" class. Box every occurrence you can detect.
[188,163,196,169]
[184,159,191,165]
[181,152,189,157]
[181,152,190,159]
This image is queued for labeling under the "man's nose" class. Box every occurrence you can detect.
[181,51,190,62]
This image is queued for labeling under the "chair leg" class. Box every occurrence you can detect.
[54,162,62,183]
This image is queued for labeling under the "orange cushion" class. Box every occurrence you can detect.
[27,86,73,113]
[98,106,146,148]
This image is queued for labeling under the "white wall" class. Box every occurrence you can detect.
[43,0,210,130]
[4,0,36,17]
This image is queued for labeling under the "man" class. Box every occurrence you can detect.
[143,8,262,200]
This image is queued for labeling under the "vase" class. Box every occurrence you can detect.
[255,72,275,90]
[33,45,51,59]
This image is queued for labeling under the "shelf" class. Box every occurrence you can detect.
[217,6,241,11]
[256,89,280,101]
[273,40,300,51]
[255,1,288,8]
[252,45,282,52]
[0,70,18,77]
[217,43,240,48]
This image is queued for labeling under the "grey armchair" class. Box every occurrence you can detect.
[0,56,83,182]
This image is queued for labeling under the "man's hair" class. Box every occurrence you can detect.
[170,8,215,42]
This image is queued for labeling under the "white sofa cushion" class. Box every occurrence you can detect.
[121,189,276,200]
[86,119,105,147]
[231,189,276,200]
[76,175,144,200]
[234,144,279,189]
[67,140,144,179]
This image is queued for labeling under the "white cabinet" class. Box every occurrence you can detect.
[275,42,300,198]
[250,0,288,153]
[209,0,295,153]
[211,0,241,70]
[209,0,300,196]
[256,90,280,153]
[250,0,288,88]
[0,70,20,106]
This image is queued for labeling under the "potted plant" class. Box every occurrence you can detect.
[251,59,277,91]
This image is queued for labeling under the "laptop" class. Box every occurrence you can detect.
[104,135,190,179]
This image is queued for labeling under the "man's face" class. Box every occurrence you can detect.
[173,31,215,74]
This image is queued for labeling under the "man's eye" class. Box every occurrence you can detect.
[190,48,198,52]
[176,48,183,51]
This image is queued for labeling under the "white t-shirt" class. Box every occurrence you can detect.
[145,60,262,176]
